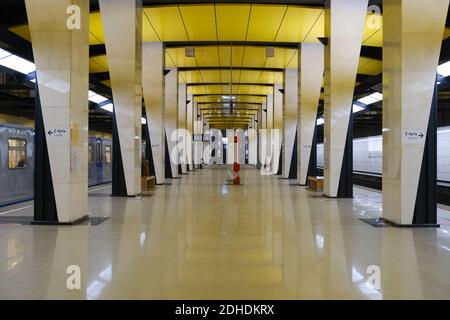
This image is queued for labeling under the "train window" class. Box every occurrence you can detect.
[8,138,27,169]
[105,145,111,163]
[88,144,94,164]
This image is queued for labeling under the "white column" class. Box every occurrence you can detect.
[323,0,368,197]
[193,103,202,167]
[100,0,142,195]
[226,129,235,164]
[142,42,165,184]
[165,67,178,178]
[267,93,274,130]
[178,83,188,174]
[282,68,298,179]
[298,43,324,185]
[382,0,449,225]
[186,95,194,171]
[26,0,89,223]
[272,84,283,174]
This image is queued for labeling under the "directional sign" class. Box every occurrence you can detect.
[46,127,69,142]
[403,129,426,144]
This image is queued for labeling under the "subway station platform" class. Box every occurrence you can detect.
[1,166,450,300]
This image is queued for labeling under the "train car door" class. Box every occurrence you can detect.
[88,142,97,186]
[96,139,103,184]
[103,142,112,183]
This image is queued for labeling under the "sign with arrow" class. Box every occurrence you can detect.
[46,127,69,142]
[402,129,426,144]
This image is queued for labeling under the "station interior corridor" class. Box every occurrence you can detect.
[2,0,450,304]
[1,165,450,300]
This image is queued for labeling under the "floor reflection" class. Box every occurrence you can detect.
[0,166,450,299]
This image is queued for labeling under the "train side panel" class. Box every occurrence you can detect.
[0,125,34,206]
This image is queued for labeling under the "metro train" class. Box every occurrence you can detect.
[316,126,450,204]
[0,124,113,207]
[317,126,450,183]
[88,136,113,187]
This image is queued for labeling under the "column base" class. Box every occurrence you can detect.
[31,215,89,226]
[322,194,354,199]
[381,218,440,228]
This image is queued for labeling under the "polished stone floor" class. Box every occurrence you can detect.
[1,165,450,299]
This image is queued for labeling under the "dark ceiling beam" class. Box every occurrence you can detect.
[188,82,273,87]
[0,1,28,26]
[197,101,261,105]
[167,41,380,60]
[208,121,250,123]
[355,73,382,96]
[179,66,283,72]
[439,36,450,63]
[205,118,254,120]
[194,93,267,98]
[204,116,255,119]
[360,46,382,61]
[90,44,106,57]
[0,25,33,61]
[89,0,325,11]
[202,109,256,112]
[90,72,110,82]
[200,107,258,110]
[165,41,299,49]
[205,116,254,119]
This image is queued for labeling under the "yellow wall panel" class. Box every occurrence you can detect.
[246,5,288,41]
[181,70,204,83]
[220,70,232,83]
[444,28,450,39]
[252,86,273,95]
[204,85,226,94]
[144,6,188,41]
[89,55,108,73]
[302,10,325,43]
[188,85,208,95]
[358,57,382,76]
[198,70,222,83]
[362,13,383,47]
[193,46,220,66]
[166,48,196,67]
[274,7,324,42]
[178,5,217,40]
[242,46,268,68]
[89,12,104,44]
[218,46,245,67]
[237,70,262,83]
[165,51,177,68]
[265,48,297,68]
[258,71,282,83]
[142,13,161,41]
[8,24,31,41]
[215,4,251,41]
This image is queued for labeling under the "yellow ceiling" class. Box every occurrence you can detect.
[195,95,266,103]
[8,4,449,128]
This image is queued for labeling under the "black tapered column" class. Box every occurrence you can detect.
[34,87,58,222]
[413,83,437,224]
[307,124,318,179]
[111,112,127,196]
[337,112,353,198]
